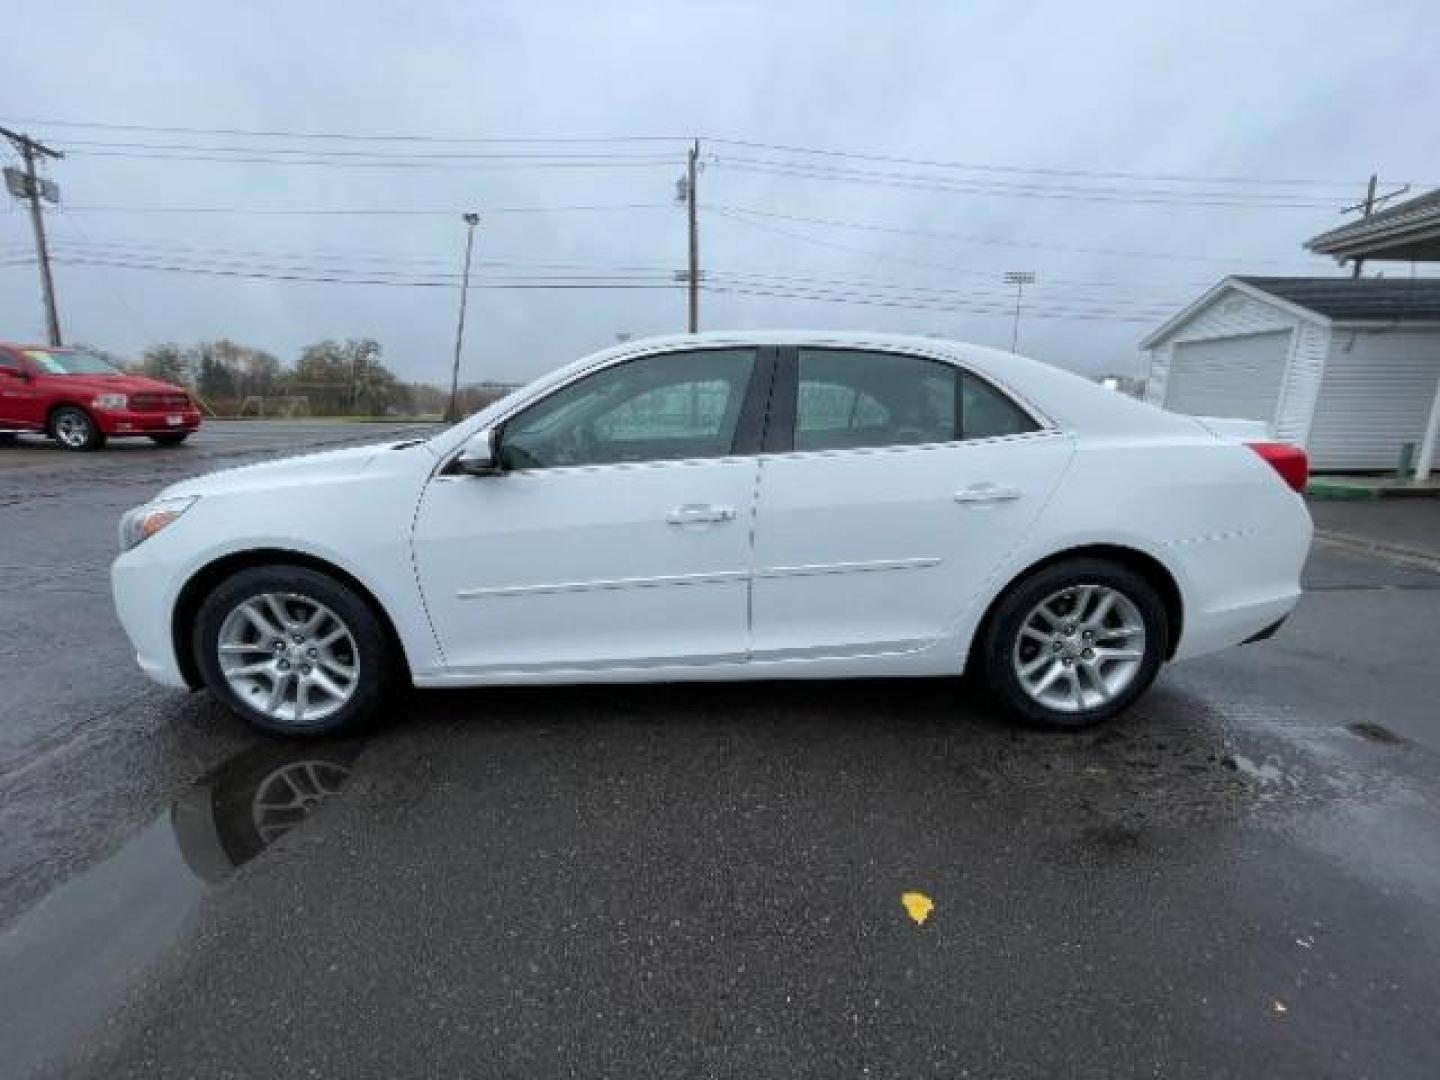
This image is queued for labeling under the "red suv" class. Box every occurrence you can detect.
[0,343,202,452]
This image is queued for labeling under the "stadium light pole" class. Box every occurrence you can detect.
[446,212,480,422]
[1003,271,1036,353]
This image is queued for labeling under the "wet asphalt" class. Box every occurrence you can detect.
[2,423,1439,1079]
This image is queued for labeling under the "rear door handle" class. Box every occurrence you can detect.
[667,503,737,525]
[954,483,1022,504]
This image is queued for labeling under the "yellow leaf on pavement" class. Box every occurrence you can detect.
[901,891,934,925]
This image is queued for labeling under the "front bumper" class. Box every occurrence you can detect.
[95,409,202,436]
[111,549,191,690]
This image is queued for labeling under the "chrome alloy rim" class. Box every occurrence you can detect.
[1012,584,1146,713]
[218,592,360,726]
[55,412,90,447]
[250,759,352,843]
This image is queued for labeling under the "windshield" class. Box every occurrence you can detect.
[22,348,122,376]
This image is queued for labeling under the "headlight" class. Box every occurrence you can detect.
[93,393,128,410]
[119,495,199,551]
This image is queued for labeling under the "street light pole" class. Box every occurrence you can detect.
[1003,270,1036,353]
[446,212,480,423]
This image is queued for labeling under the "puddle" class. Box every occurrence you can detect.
[0,740,359,1079]
[1347,721,1406,745]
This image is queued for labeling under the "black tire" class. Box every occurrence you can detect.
[194,564,396,736]
[979,557,1168,729]
[149,432,190,446]
[50,406,106,452]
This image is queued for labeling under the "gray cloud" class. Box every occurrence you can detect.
[2,0,1435,383]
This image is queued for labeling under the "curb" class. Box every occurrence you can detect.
[1307,479,1440,501]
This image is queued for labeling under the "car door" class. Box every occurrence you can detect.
[0,350,39,429]
[750,346,1073,660]
[413,346,772,675]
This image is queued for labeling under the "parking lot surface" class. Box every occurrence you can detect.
[3,423,1439,1078]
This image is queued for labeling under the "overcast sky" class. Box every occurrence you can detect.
[2,0,1436,384]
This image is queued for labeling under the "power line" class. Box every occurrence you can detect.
[55,201,672,216]
[46,253,685,289]
[706,204,1316,268]
[53,138,680,161]
[54,213,156,341]
[37,234,1189,305]
[702,270,1181,311]
[41,235,685,272]
[707,156,1342,209]
[704,137,1371,190]
[0,116,684,146]
[4,117,1386,189]
[62,149,682,170]
[38,251,1169,322]
[29,245,1181,311]
[700,283,1164,324]
[709,206,1213,291]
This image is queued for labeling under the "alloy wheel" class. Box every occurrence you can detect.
[54,412,92,449]
[250,759,352,843]
[217,592,361,726]
[1011,583,1147,714]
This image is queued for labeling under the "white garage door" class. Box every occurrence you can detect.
[1165,330,1291,426]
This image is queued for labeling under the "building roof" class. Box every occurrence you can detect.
[1234,275,1440,321]
[1306,188,1440,263]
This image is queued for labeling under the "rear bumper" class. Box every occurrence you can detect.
[95,409,202,435]
[1174,589,1301,660]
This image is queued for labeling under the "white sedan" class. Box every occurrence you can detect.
[112,332,1312,735]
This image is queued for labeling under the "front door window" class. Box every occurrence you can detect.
[501,348,757,469]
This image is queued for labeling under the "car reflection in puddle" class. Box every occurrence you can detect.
[0,740,360,1079]
[172,743,356,882]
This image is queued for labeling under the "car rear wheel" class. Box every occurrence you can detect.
[979,558,1167,729]
[50,406,106,452]
[150,432,190,446]
[194,565,395,736]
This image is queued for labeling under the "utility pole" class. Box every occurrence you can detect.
[446,212,480,423]
[1340,173,1409,279]
[1352,173,1377,279]
[677,140,700,333]
[1,126,64,346]
[1003,271,1035,353]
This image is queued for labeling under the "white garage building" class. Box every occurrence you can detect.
[1141,276,1440,473]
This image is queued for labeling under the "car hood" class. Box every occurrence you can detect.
[157,439,431,500]
[46,373,189,395]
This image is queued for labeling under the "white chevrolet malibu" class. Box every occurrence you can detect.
[112,332,1312,735]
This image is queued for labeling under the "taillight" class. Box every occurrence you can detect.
[1248,441,1308,493]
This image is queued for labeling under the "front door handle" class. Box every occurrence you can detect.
[667,503,738,525]
[954,483,1022,504]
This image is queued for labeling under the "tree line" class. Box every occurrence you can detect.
[127,338,515,418]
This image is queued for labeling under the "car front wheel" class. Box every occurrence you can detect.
[51,406,106,452]
[980,558,1168,729]
[194,565,395,736]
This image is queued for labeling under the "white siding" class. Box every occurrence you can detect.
[1308,328,1440,470]
[1273,319,1330,445]
[1144,288,1304,420]
[1165,331,1291,423]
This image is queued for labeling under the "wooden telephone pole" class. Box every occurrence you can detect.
[680,140,700,333]
[1,126,64,345]
[1341,172,1410,279]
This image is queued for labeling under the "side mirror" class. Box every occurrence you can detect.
[455,428,503,476]
[0,366,28,381]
